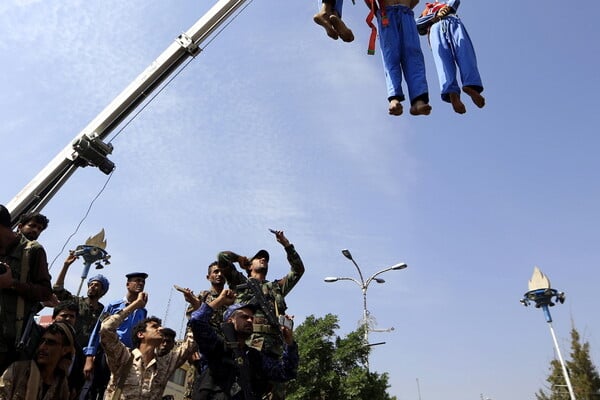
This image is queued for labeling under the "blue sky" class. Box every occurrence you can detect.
[2,1,600,399]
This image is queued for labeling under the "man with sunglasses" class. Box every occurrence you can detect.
[0,322,75,399]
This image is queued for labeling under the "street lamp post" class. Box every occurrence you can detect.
[520,266,575,400]
[324,249,407,368]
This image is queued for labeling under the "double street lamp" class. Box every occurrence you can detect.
[324,248,407,365]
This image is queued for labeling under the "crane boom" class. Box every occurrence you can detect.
[6,0,249,226]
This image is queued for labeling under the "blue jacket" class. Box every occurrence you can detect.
[84,298,147,356]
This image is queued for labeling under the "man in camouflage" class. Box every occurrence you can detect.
[0,204,52,375]
[181,261,227,399]
[188,289,298,400]
[217,230,305,399]
[84,272,148,400]
[100,291,196,400]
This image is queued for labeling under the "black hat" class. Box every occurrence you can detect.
[0,205,11,228]
[251,249,269,262]
[126,272,148,280]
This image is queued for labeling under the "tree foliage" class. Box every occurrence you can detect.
[286,314,397,400]
[537,326,600,400]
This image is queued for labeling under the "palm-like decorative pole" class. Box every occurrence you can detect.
[520,266,575,400]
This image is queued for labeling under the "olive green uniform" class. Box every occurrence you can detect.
[0,234,51,372]
[218,245,305,357]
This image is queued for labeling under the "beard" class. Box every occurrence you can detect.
[254,265,268,274]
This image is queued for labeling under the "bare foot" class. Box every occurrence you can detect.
[313,12,339,40]
[463,86,485,108]
[409,100,432,116]
[329,15,354,43]
[388,99,403,116]
[449,92,466,114]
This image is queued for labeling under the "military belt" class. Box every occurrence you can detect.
[253,323,279,334]
[253,317,269,325]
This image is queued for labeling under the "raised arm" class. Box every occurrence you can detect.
[217,251,248,288]
[100,292,147,373]
[52,251,78,292]
[273,231,305,296]
[188,289,235,354]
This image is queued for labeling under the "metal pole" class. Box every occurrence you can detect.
[362,287,369,370]
[329,251,407,371]
[521,268,573,400]
[362,288,369,343]
[7,0,251,223]
[75,262,92,297]
[547,319,576,400]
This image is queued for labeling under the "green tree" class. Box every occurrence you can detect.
[287,314,397,400]
[537,326,600,400]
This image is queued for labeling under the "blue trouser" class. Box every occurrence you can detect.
[335,0,343,16]
[323,0,344,16]
[377,5,428,103]
[429,15,483,102]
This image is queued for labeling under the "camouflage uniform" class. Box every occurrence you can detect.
[218,245,304,358]
[218,245,304,400]
[52,287,104,348]
[0,233,51,371]
[101,306,196,400]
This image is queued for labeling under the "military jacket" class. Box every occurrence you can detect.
[0,234,51,350]
[218,245,305,356]
[101,307,197,400]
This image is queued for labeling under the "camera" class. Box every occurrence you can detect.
[279,315,293,330]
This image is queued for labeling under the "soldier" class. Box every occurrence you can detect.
[180,261,227,399]
[156,327,176,357]
[52,251,109,349]
[184,262,227,330]
[218,230,304,399]
[188,289,298,400]
[0,204,52,375]
[100,292,196,400]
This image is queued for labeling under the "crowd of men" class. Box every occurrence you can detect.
[0,204,304,400]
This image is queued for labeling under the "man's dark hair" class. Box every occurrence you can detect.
[19,212,49,230]
[131,316,162,349]
[207,261,218,275]
[161,327,176,340]
[0,205,11,228]
[52,301,79,319]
